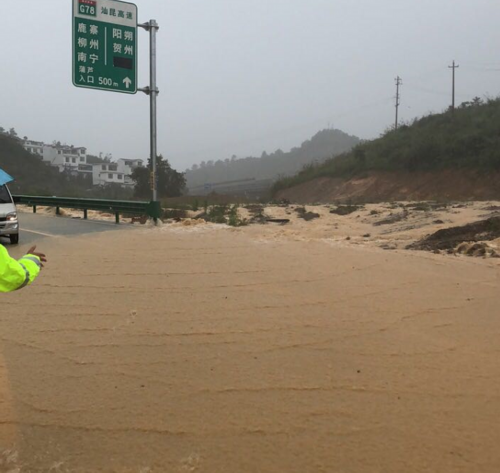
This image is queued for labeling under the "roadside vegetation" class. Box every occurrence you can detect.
[131,154,186,200]
[162,202,248,227]
[161,193,255,211]
[272,97,500,194]
[204,204,247,226]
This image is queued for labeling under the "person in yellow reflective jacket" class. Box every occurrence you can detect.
[0,244,47,293]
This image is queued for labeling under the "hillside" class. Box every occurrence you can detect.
[185,129,360,191]
[0,133,92,195]
[274,98,500,202]
[0,134,138,199]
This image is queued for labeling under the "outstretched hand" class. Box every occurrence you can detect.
[27,246,47,267]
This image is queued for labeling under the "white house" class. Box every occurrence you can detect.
[23,140,44,157]
[55,146,87,174]
[78,163,93,177]
[92,163,126,186]
[23,140,88,175]
[23,138,142,189]
[116,158,143,187]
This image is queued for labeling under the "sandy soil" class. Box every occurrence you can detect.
[239,201,500,251]
[1,202,500,472]
[275,170,500,203]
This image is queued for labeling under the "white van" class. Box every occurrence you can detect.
[0,185,19,244]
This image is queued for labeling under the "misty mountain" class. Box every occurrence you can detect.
[185,129,360,190]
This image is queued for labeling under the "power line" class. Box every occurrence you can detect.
[174,97,395,160]
[404,83,471,101]
[402,65,448,82]
[404,83,454,98]
[460,61,500,68]
[464,66,500,72]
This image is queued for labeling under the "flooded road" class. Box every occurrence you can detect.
[1,222,499,472]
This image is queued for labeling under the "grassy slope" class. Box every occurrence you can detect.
[273,98,500,194]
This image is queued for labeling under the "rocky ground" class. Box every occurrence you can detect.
[167,200,500,260]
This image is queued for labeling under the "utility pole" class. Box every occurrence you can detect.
[138,20,160,204]
[448,60,459,112]
[395,76,402,130]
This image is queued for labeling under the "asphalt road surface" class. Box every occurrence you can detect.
[0,212,135,249]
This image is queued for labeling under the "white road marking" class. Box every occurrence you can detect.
[21,229,59,238]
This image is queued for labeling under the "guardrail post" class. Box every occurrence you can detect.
[33,205,37,214]
[56,207,60,215]
[83,209,88,220]
[115,212,120,224]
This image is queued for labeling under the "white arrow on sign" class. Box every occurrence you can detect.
[123,77,132,89]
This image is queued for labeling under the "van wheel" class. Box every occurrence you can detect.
[9,234,19,245]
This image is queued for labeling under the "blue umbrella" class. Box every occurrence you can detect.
[0,168,13,186]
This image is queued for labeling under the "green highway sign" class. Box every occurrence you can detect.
[72,0,138,94]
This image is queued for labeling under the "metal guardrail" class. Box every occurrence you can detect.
[13,195,162,224]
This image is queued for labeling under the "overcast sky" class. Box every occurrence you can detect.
[1,0,499,170]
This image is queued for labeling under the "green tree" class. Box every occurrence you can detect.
[131,155,186,199]
[471,96,484,107]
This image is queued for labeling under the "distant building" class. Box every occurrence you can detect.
[78,163,93,176]
[92,163,125,186]
[22,138,142,188]
[23,140,87,174]
[56,146,87,174]
[116,158,143,187]
[23,140,45,156]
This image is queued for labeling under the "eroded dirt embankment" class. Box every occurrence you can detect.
[275,170,500,204]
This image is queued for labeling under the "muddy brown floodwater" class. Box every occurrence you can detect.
[1,210,500,472]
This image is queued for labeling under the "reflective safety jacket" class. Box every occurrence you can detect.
[0,245,42,293]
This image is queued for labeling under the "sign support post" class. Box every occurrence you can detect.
[73,1,161,222]
[138,20,159,207]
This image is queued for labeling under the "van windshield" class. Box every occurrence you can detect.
[0,185,12,204]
